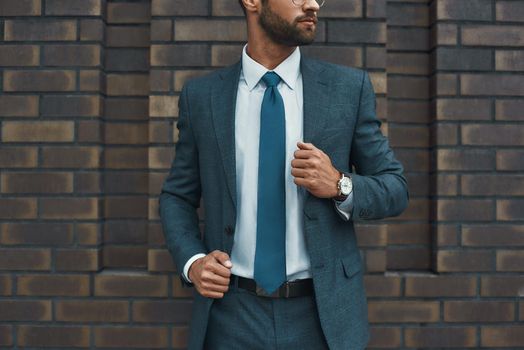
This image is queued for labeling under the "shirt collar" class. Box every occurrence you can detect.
[241,44,301,91]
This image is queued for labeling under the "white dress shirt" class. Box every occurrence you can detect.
[182,45,353,282]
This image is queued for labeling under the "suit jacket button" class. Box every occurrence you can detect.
[224,225,234,235]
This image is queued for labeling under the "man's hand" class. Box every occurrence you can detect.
[291,141,340,198]
[188,250,233,299]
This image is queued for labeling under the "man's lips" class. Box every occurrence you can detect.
[298,17,317,24]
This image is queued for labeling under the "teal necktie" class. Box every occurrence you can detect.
[253,72,287,294]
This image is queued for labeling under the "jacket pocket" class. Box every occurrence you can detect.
[340,251,362,279]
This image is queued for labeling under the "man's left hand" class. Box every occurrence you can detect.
[291,141,340,198]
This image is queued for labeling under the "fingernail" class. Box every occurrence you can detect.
[224,260,232,267]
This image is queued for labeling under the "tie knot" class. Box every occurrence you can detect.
[261,71,281,88]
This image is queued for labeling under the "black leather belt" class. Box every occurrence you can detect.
[230,274,314,298]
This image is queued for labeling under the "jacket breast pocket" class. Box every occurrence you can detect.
[340,251,363,279]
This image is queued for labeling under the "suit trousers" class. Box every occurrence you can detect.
[203,282,330,350]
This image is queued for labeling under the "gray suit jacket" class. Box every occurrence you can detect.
[159,56,409,350]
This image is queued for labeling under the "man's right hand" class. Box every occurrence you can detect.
[188,250,233,299]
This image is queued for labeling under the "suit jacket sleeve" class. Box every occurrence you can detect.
[350,71,409,220]
[158,83,207,286]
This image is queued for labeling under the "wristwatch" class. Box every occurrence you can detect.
[334,172,352,201]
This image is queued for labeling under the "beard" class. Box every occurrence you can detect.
[258,1,316,46]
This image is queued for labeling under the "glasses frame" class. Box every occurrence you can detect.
[291,0,325,7]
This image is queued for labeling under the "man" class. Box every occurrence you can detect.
[159,0,409,349]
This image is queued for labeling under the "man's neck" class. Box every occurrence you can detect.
[245,40,297,71]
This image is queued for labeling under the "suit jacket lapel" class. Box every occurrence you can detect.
[211,61,242,210]
[301,56,330,145]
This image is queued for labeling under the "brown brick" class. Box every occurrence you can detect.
[105,148,148,169]
[386,247,430,270]
[0,275,12,295]
[4,19,76,41]
[149,147,174,169]
[317,0,362,17]
[436,99,491,121]
[387,53,428,75]
[388,76,428,99]
[56,300,129,322]
[329,21,385,43]
[151,44,209,66]
[497,150,524,171]
[437,0,492,20]
[366,46,386,69]
[0,147,37,168]
[211,45,243,67]
[79,70,102,91]
[105,98,148,120]
[151,20,172,41]
[2,121,74,143]
[355,224,387,247]
[105,196,148,219]
[433,173,458,196]
[0,95,39,117]
[106,74,149,96]
[368,326,400,348]
[18,325,89,347]
[437,199,494,222]
[0,45,39,66]
[497,1,524,22]
[1,222,73,245]
[149,69,173,91]
[405,275,476,297]
[42,95,101,117]
[0,198,37,219]
[496,100,524,121]
[445,301,514,322]
[437,149,493,171]
[0,300,51,321]
[387,223,429,245]
[368,301,439,323]
[103,245,147,268]
[17,274,89,296]
[437,250,493,272]
[46,0,101,15]
[150,96,179,117]
[211,0,245,16]
[481,276,524,297]
[497,250,524,272]
[77,223,100,245]
[105,221,147,244]
[388,100,429,123]
[462,74,524,96]
[106,48,149,72]
[172,326,189,349]
[436,224,460,247]
[405,327,476,348]
[482,326,524,347]
[433,23,458,46]
[43,45,101,67]
[2,172,73,194]
[364,275,401,297]
[172,276,194,298]
[389,126,429,148]
[496,50,524,71]
[433,73,458,96]
[107,26,150,47]
[133,300,193,323]
[55,248,101,271]
[153,0,207,16]
[497,200,524,221]
[4,70,75,92]
[40,198,98,219]
[437,48,492,71]
[463,225,524,247]
[95,327,169,348]
[175,19,246,41]
[78,120,102,142]
[148,249,176,272]
[0,325,12,346]
[0,0,41,16]
[105,123,148,144]
[462,25,524,46]
[463,125,524,146]
[387,28,429,51]
[388,3,428,26]
[107,2,150,24]
[462,175,524,196]
[80,19,104,41]
[42,147,101,168]
[0,248,51,271]
[301,46,363,68]
[95,273,168,297]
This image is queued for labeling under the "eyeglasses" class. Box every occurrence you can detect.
[291,0,325,7]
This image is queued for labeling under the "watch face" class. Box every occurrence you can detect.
[340,177,352,195]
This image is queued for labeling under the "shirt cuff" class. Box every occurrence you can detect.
[182,253,207,283]
[333,190,354,221]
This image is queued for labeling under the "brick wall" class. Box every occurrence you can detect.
[0,0,522,348]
